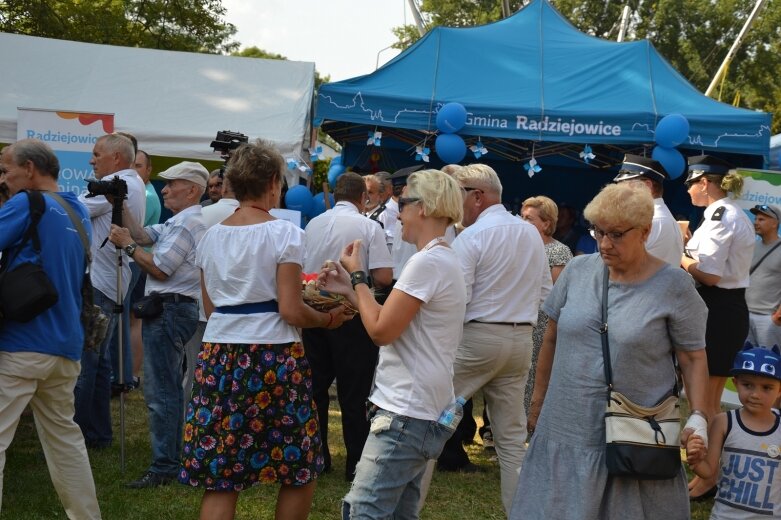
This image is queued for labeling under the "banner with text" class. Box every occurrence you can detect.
[17,108,114,195]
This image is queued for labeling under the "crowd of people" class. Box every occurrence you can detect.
[0,134,779,520]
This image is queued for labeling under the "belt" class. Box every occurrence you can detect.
[215,300,279,314]
[158,293,196,304]
[468,320,533,327]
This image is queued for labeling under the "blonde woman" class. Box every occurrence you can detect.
[319,169,466,519]
[680,155,755,500]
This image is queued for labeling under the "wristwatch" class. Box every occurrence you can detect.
[350,270,368,288]
[124,242,138,257]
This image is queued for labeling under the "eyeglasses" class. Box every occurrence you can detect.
[755,204,779,219]
[462,187,483,193]
[589,226,635,242]
[398,197,421,212]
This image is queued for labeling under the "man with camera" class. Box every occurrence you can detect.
[74,133,146,450]
[0,139,101,518]
[108,161,207,489]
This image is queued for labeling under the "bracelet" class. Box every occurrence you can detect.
[324,311,334,328]
[350,270,368,288]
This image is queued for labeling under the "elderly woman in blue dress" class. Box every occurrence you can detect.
[511,182,709,519]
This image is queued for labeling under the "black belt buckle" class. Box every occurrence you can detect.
[365,401,379,421]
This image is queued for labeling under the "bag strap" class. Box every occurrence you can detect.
[46,192,96,309]
[46,192,91,265]
[600,265,612,398]
[600,263,680,400]
[750,240,781,275]
[0,190,46,273]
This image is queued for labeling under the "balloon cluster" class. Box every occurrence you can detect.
[651,114,689,180]
[327,155,345,188]
[435,103,468,164]
[284,185,336,224]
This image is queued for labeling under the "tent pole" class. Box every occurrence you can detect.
[617,5,631,42]
[705,0,767,97]
[406,0,426,36]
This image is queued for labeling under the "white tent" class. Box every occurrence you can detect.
[0,33,315,161]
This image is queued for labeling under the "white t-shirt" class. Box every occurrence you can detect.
[197,219,304,344]
[646,198,683,266]
[392,224,457,280]
[369,244,467,421]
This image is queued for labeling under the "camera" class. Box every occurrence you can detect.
[210,130,249,159]
[86,177,128,199]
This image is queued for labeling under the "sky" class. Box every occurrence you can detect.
[222,0,414,81]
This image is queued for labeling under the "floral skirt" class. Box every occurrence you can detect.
[178,341,324,490]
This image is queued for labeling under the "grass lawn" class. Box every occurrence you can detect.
[2,390,714,519]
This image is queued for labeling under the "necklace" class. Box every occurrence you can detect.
[235,205,270,214]
[422,236,448,252]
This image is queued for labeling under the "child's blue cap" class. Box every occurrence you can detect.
[730,343,781,381]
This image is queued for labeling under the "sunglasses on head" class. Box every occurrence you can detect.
[398,197,421,212]
[755,204,779,219]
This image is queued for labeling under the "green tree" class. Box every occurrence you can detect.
[393,0,781,132]
[0,0,238,53]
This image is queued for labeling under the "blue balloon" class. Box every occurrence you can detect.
[309,191,335,218]
[285,185,314,215]
[654,114,690,148]
[327,164,346,188]
[651,146,686,180]
[330,155,342,166]
[435,133,467,164]
[436,102,468,134]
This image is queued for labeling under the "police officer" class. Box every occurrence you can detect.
[614,154,683,266]
[680,155,755,500]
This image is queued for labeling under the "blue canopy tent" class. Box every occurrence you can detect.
[315,0,770,201]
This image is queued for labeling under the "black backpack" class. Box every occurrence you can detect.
[0,190,59,322]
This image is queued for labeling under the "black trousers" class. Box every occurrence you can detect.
[302,318,379,480]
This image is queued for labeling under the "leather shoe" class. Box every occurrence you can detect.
[125,471,175,489]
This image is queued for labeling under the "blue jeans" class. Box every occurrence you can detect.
[110,261,141,386]
[342,409,451,520]
[142,300,198,476]
[74,288,118,447]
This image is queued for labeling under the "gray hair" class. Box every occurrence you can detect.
[98,133,135,165]
[6,139,60,179]
[452,163,503,197]
[584,183,653,229]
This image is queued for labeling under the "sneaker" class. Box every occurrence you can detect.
[125,471,175,489]
[482,430,495,451]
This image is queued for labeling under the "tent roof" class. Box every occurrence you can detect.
[0,32,315,160]
[315,0,770,159]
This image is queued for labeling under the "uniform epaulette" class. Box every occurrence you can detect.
[711,206,726,221]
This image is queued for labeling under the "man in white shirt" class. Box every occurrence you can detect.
[302,172,393,481]
[109,161,207,488]
[201,175,239,228]
[443,164,551,514]
[363,172,389,224]
[73,133,146,450]
[613,154,683,266]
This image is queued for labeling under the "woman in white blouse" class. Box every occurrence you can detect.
[178,140,351,520]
